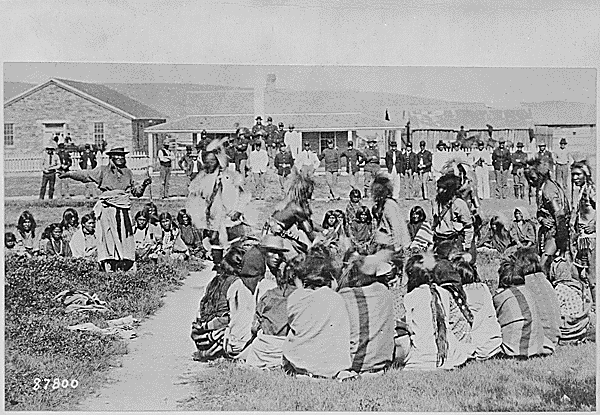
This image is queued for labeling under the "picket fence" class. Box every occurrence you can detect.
[4,151,191,176]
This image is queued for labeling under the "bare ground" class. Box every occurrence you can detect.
[77,266,215,411]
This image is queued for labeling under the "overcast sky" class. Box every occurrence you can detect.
[3,63,596,106]
[2,0,599,106]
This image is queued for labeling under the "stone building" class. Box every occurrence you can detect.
[4,78,166,157]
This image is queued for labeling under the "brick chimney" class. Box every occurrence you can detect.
[254,74,276,119]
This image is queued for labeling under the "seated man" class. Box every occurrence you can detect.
[282,251,353,379]
[242,237,295,369]
[191,241,255,361]
[339,256,395,376]
[493,258,547,358]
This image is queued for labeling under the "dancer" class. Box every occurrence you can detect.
[262,168,317,260]
[186,138,248,249]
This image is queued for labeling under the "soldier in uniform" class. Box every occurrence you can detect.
[511,142,528,200]
[491,139,512,199]
[274,143,294,195]
[416,140,433,200]
[340,140,365,191]
[524,157,570,275]
[264,116,278,168]
[318,138,341,201]
[363,138,381,198]
[401,141,418,200]
[385,140,403,200]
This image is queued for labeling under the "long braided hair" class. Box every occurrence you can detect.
[405,253,448,368]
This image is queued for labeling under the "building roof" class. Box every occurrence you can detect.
[145,112,402,133]
[396,108,534,130]
[522,101,596,126]
[4,78,166,120]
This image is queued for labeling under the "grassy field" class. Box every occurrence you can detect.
[4,166,597,412]
[181,343,595,412]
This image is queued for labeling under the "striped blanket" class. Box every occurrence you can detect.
[524,272,561,355]
[492,285,546,358]
[408,221,434,252]
[93,190,135,262]
[339,282,395,374]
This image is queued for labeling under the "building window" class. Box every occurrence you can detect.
[93,122,105,146]
[4,123,14,146]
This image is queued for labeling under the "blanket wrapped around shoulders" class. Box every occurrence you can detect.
[93,189,134,262]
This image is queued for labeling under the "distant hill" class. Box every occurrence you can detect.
[4,82,36,100]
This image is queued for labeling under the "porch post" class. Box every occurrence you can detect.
[147,132,154,173]
[347,130,353,145]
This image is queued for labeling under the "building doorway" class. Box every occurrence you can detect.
[43,123,66,145]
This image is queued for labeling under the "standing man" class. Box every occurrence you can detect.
[252,116,265,137]
[570,160,596,305]
[363,138,381,198]
[295,141,320,178]
[431,140,448,194]
[248,141,269,200]
[385,140,402,200]
[524,157,570,275]
[274,122,286,148]
[234,129,251,181]
[401,141,418,200]
[158,140,173,199]
[274,143,294,195]
[318,138,341,201]
[178,146,194,196]
[340,140,365,191]
[60,147,152,272]
[536,141,553,165]
[284,124,302,160]
[56,142,73,199]
[264,116,278,167]
[416,140,433,200]
[553,138,573,202]
[40,141,60,200]
[470,140,492,200]
[79,143,98,199]
[457,125,467,142]
[491,139,512,199]
[510,142,528,200]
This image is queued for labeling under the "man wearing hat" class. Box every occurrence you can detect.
[363,137,381,198]
[39,141,61,200]
[491,139,512,199]
[274,143,294,195]
[264,116,278,167]
[180,146,203,193]
[318,138,341,200]
[535,141,553,165]
[79,143,98,199]
[274,121,286,146]
[510,142,528,199]
[158,139,174,199]
[341,140,366,191]
[252,116,265,137]
[284,124,302,159]
[385,140,402,200]
[553,138,573,202]
[56,142,73,199]
[470,141,492,200]
[60,146,152,272]
[416,140,433,200]
[400,141,418,199]
[432,140,449,198]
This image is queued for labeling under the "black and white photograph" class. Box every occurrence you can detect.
[2,0,598,412]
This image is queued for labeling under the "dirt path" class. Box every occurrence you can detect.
[78,265,215,411]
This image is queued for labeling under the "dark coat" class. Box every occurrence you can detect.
[79,151,97,170]
[385,149,403,174]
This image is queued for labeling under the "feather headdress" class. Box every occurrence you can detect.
[440,155,474,178]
